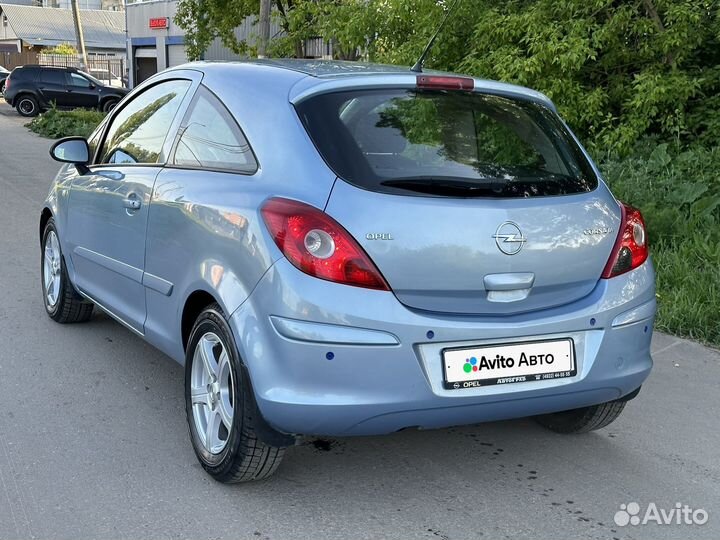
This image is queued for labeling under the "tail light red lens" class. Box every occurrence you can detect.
[4,77,9,91]
[601,203,649,278]
[261,197,390,291]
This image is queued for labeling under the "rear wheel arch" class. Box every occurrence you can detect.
[181,290,221,351]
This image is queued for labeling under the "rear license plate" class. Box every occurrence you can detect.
[442,338,576,390]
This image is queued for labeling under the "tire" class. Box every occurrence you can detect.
[535,400,627,434]
[101,98,118,113]
[16,95,39,117]
[41,218,94,323]
[185,303,285,483]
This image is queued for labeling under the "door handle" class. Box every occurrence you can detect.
[98,170,124,181]
[123,193,141,210]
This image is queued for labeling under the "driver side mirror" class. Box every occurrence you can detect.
[50,137,90,174]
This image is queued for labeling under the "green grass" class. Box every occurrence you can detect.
[26,106,106,139]
[600,142,720,346]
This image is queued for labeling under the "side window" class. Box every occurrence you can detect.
[40,70,65,85]
[68,73,92,88]
[99,79,191,165]
[172,86,257,173]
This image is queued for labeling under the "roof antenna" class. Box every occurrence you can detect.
[410,0,463,73]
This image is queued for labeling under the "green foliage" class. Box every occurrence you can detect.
[45,43,78,56]
[601,142,720,345]
[177,0,719,153]
[175,0,311,60]
[175,0,258,60]
[356,0,718,154]
[26,106,106,139]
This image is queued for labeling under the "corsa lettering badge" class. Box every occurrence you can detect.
[442,339,576,390]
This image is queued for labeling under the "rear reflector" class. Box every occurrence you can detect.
[261,197,390,291]
[601,203,649,278]
[416,75,474,91]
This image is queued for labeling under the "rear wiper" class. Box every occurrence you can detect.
[381,177,506,196]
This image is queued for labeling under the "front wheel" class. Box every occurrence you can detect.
[535,400,627,434]
[41,218,93,323]
[185,303,285,482]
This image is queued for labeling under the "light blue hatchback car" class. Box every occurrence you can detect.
[41,60,655,482]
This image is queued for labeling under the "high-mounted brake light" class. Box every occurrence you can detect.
[601,203,649,278]
[261,198,390,291]
[416,75,474,91]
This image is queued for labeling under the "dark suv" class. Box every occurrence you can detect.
[4,65,129,117]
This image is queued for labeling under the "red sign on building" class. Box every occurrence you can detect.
[149,17,169,30]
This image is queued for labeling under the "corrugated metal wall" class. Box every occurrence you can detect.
[167,43,187,65]
[203,17,282,61]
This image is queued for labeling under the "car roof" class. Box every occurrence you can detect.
[16,65,75,71]
[178,59,556,111]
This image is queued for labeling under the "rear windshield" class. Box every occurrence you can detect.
[295,89,597,198]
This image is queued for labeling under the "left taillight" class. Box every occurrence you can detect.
[4,76,9,92]
[261,197,390,291]
[601,203,649,278]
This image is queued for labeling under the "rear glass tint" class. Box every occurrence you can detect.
[40,70,66,85]
[11,68,36,82]
[296,89,597,198]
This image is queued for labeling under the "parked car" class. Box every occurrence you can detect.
[0,65,9,93]
[4,65,128,117]
[42,60,655,483]
[88,68,124,88]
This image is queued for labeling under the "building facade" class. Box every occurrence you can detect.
[0,3,125,60]
[43,0,124,10]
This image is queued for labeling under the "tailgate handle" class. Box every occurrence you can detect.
[483,273,535,291]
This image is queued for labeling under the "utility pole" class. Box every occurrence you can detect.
[257,0,271,58]
[124,0,132,88]
[71,0,89,70]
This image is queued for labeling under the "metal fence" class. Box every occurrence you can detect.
[37,54,126,86]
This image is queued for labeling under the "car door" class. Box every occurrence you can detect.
[65,72,100,108]
[143,84,261,360]
[64,77,194,332]
[37,69,68,106]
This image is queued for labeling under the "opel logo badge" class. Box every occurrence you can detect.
[493,221,526,255]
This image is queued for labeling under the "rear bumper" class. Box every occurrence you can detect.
[229,258,655,436]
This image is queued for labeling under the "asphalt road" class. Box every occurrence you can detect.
[0,103,718,540]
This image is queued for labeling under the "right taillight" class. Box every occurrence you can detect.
[601,202,649,278]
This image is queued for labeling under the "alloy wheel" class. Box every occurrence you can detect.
[190,332,235,454]
[19,98,35,115]
[43,230,61,308]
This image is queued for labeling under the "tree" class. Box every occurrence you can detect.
[175,0,304,60]
[176,0,720,151]
[45,43,78,56]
